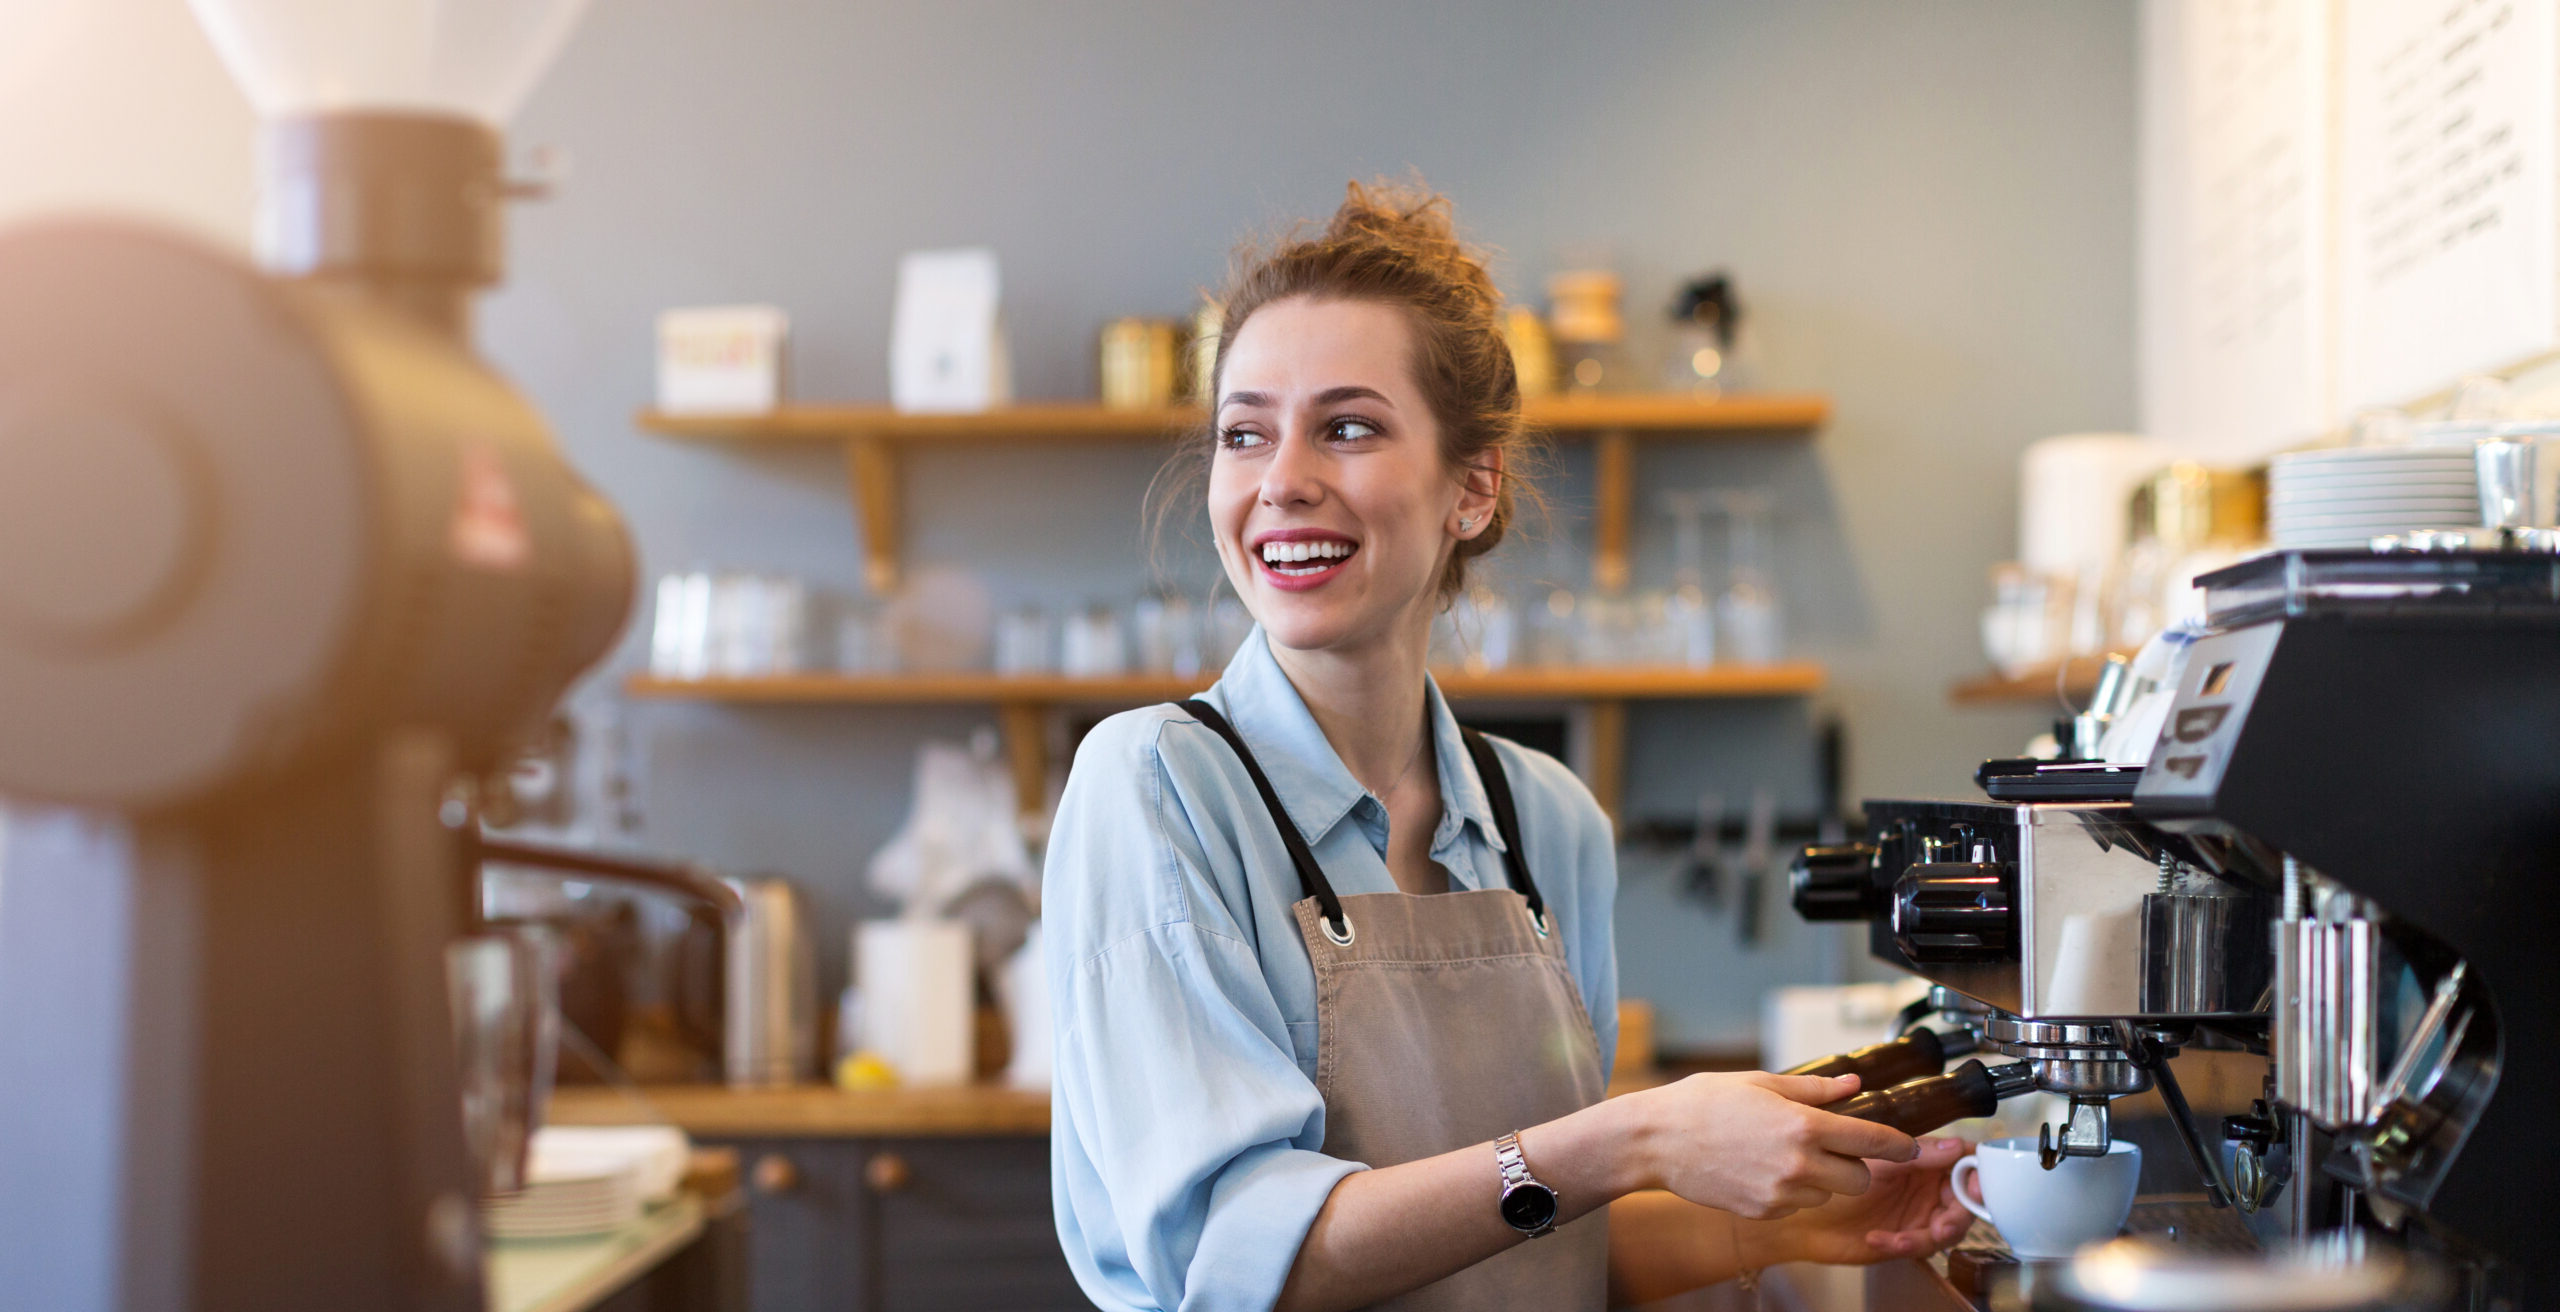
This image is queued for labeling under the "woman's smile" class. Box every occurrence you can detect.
[1253,528,1361,588]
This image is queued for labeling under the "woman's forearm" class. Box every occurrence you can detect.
[1604,1192,1793,1307]
[1274,1094,1656,1312]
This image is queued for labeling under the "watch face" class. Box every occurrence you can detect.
[1499,1182,1558,1233]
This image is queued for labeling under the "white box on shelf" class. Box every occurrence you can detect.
[853,919,974,1085]
[890,248,1011,413]
[657,305,788,414]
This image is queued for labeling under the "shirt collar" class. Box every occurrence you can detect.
[1205,626,1505,854]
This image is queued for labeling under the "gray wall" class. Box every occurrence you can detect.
[487,0,2136,1050]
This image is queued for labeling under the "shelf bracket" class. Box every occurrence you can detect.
[844,437,901,594]
[1575,699,1628,830]
[996,700,1051,824]
[1592,428,1633,594]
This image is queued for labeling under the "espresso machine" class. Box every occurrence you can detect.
[1791,548,2560,1309]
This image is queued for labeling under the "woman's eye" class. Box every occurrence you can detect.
[1328,417,1382,442]
[1219,426,1268,450]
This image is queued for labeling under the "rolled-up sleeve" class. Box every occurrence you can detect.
[1047,714,1363,1312]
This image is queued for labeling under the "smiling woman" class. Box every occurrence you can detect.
[1159,182,1537,606]
[1044,182,1971,1312]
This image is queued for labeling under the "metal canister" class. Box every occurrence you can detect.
[1099,317,1180,410]
[724,875,816,1088]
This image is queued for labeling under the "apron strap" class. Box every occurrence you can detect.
[1458,726,1550,929]
[1174,699,1349,937]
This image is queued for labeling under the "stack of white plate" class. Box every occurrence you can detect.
[2268,447,2482,549]
[482,1126,688,1240]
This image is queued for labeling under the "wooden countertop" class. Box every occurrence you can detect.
[546,1083,1051,1138]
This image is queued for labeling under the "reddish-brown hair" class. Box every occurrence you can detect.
[1158,179,1541,601]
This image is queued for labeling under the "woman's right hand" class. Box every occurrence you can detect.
[1623,1071,1921,1220]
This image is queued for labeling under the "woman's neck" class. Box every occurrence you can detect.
[1266,618,1435,798]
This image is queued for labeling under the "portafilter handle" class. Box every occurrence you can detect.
[1831,1059,2038,1137]
[1781,1027,1976,1090]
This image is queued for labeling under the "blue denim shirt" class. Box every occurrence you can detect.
[1044,627,1620,1312]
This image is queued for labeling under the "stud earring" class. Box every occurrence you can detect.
[1458,517,1476,533]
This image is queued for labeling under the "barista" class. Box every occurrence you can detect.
[1043,182,1972,1312]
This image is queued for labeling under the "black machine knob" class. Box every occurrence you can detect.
[1891,862,2016,962]
[1790,843,1880,921]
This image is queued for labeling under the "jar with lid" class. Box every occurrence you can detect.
[1546,270,1627,394]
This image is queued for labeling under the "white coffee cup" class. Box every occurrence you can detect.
[1950,1136,2140,1260]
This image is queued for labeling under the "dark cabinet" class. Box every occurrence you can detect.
[714,1135,1089,1312]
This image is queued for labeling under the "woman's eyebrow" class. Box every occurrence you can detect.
[1218,389,1273,411]
[1314,385,1391,407]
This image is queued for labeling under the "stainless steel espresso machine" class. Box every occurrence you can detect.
[1792,548,2560,1309]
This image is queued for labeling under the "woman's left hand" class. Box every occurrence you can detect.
[1750,1136,1975,1265]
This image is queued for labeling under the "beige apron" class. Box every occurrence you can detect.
[1181,700,1610,1312]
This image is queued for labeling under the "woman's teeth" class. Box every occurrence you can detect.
[1260,539,1353,575]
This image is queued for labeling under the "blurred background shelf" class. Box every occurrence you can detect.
[628,663,1827,824]
[1947,657,2111,708]
[635,392,1830,443]
[624,663,1825,704]
[636,393,1828,591]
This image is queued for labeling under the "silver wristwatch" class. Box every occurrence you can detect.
[1493,1131,1560,1237]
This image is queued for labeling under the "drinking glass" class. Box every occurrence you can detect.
[1060,605,1128,677]
[1660,492,1717,667]
[994,605,1054,675]
[1450,587,1516,673]
[649,570,714,679]
[1131,591,1203,676]
[447,928,558,1198]
[1715,490,1784,665]
[1527,582,1579,667]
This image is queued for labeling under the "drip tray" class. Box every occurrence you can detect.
[1944,1196,2261,1308]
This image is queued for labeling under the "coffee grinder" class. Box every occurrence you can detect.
[0,3,630,1308]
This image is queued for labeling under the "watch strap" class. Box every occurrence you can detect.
[1494,1131,1558,1237]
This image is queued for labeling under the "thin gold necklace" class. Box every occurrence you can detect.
[1372,730,1430,800]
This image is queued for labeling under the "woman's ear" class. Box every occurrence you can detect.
[1454,450,1502,538]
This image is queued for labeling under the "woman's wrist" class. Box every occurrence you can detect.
[1731,1211,1800,1271]
[1517,1092,1659,1209]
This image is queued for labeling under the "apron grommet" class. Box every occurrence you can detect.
[1529,906,1552,938]
[1322,914,1356,947]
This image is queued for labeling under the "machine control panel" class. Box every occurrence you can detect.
[2133,622,2280,813]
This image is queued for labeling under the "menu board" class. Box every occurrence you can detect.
[2141,0,2560,453]
[2337,0,2558,409]
[2139,0,2334,455]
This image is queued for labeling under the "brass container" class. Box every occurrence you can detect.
[1502,305,1557,399]
[2130,461,2266,553]
[1099,318,1180,410]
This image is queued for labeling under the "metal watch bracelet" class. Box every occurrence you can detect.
[1493,1130,1560,1237]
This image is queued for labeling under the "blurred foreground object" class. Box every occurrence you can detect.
[0,1,634,1310]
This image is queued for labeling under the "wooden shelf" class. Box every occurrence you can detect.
[546,1083,1051,1138]
[625,663,1825,705]
[636,392,1829,444]
[1948,656,2114,708]
[635,393,1827,591]
[628,663,1825,824]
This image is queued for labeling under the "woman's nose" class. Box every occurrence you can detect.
[1259,429,1326,507]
